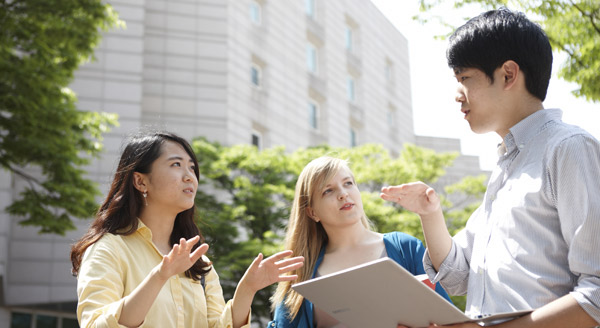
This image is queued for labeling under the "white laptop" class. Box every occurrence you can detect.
[292,257,531,328]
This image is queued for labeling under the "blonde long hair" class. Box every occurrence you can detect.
[271,156,372,319]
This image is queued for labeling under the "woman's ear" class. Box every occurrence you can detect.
[305,207,320,222]
[132,172,147,192]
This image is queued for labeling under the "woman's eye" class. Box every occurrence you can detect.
[172,162,181,167]
[345,181,353,186]
[322,189,332,195]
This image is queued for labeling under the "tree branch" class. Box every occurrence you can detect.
[7,164,43,190]
[569,0,600,34]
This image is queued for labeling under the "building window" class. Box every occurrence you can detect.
[250,1,261,25]
[251,131,262,150]
[10,311,78,328]
[250,64,262,88]
[305,0,315,18]
[387,105,396,127]
[385,60,394,83]
[346,76,355,102]
[350,128,357,147]
[308,101,319,130]
[345,26,353,52]
[307,43,318,73]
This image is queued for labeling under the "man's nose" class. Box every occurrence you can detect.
[455,86,465,103]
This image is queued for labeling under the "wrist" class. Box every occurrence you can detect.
[236,278,258,296]
[420,208,442,222]
[151,265,171,284]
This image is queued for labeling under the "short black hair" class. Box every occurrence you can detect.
[447,8,553,101]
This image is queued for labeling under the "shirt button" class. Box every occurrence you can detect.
[478,268,483,274]
[178,306,183,311]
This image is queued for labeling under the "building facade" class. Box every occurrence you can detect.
[0,0,487,326]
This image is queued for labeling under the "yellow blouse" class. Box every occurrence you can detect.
[76,221,250,328]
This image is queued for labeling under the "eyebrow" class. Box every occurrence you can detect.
[166,155,193,162]
[453,68,463,75]
[323,176,353,188]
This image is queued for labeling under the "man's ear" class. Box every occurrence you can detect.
[132,172,147,192]
[305,207,320,222]
[502,60,520,90]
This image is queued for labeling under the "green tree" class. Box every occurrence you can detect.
[192,139,485,323]
[417,0,600,102]
[0,0,121,234]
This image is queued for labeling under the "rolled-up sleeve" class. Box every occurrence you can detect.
[424,239,471,296]
[77,239,128,328]
[553,134,600,323]
[423,205,481,297]
[205,266,251,328]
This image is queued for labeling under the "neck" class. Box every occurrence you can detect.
[139,206,177,248]
[323,222,377,253]
[497,97,544,138]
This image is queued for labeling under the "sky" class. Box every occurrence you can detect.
[371,1,600,170]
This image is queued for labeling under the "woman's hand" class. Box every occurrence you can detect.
[239,250,304,293]
[381,182,441,216]
[157,235,209,280]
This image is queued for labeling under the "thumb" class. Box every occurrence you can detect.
[248,253,264,271]
[425,187,438,201]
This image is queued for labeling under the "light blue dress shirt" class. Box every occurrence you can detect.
[425,108,600,324]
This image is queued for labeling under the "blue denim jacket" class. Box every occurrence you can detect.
[267,232,451,327]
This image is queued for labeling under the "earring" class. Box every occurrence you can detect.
[143,191,148,206]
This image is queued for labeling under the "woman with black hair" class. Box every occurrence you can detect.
[71,130,303,328]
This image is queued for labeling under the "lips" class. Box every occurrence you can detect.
[183,187,195,194]
[340,203,354,210]
[461,108,470,119]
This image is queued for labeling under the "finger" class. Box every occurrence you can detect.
[425,188,439,202]
[179,238,187,252]
[277,274,299,281]
[275,256,304,267]
[172,244,180,256]
[380,193,400,202]
[264,250,294,263]
[187,235,200,248]
[278,261,304,274]
[248,253,263,271]
[190,243,209,262]
[382,185,405,193]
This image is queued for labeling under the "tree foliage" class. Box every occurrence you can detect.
[192,139,485,323]
[417,0,600,102]
[0,0,120,234]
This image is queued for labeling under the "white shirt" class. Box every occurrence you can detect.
[425,109,600,323]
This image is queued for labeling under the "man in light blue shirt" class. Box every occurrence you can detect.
[381,8,600,328]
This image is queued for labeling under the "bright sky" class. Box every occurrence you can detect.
[372,1,600,170]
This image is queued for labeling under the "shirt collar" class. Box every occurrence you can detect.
[135,218,153,240]
[501,108,563,155]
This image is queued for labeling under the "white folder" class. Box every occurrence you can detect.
[292,257,531,328]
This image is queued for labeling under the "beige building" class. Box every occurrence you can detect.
[0,0,487,326]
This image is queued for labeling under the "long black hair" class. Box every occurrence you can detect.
[71,130,210,280]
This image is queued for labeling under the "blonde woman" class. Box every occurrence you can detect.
[269,156,450,328]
